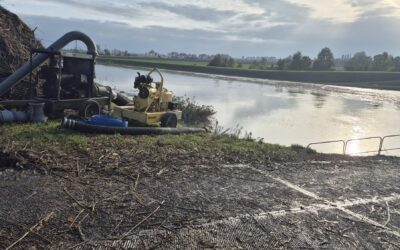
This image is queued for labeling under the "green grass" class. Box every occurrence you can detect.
[0,121,309,158]
[100,56,255,69]
[100,56,209,67]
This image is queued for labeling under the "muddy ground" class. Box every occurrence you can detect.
[0,144,399,249]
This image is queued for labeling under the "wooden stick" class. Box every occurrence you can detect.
[119,201,165,240]
[134,173,140,191]
[6,212,54,250]
[0,217,52,244]
[69,209,85,228]
[63,187,90,209]
[384,201,391,226]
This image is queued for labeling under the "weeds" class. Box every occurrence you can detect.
[173,96,216,128]
[212,121,264,143]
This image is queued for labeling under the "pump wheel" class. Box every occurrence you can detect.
[79,100,100,119]
[161,112,178,128]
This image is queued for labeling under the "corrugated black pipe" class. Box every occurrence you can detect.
[61,118,206,135]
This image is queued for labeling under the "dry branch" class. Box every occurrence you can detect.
[119,200,165,240]
[5,212,54,250]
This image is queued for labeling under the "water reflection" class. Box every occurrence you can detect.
[310,92,328,109]
[341,99,370,114]
[96,65,400,155]
[274,86,284,93]
[346,141,360,155]
[233,96,297,119]
[287,88,306,97]
[369,102,382,109]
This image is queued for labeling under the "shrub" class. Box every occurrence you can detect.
[173,96,216,128]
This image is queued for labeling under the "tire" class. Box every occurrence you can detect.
[161,112,178,128]
[79,100,100,119]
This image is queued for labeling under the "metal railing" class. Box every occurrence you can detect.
[306,134,400,156]
[307,140,346,154]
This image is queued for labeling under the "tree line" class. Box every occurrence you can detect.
[208,49,400,72]
[345,52,400,72]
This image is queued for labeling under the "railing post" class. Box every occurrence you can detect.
[378,137,384,156]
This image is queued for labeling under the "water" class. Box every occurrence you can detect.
[95,64,400,156]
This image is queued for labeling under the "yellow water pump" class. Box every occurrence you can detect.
[112,68,182,127]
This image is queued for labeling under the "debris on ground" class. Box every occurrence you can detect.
[0,122,399,249]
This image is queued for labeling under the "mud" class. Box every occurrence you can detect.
[0,152,399,249]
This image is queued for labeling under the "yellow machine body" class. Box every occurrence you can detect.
[112,68,182,126]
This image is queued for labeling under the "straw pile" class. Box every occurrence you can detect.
[0,5,43,98]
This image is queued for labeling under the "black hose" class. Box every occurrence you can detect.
[61,118,206,135]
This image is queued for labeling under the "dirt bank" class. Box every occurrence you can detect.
[0,122,399,249]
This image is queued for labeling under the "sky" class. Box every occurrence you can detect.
[2,0,400,58]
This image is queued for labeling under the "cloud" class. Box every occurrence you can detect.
[139,2,237,22]
[2,0,400,57]
[285,0,359,22]
[244,0,312,23]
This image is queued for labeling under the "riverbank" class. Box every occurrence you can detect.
[98,56,400,91]
[1,121,399,248]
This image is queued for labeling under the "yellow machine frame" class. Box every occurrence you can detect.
[112,68,182,126]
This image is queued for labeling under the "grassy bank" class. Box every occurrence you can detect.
[0,121,314,170]
[98,56,400,91]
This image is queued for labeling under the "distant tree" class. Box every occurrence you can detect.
[372,52,393,71]
[289,52,311,70]
[237,62,243,68]
[260,57,267,66]
[146,50,159,57]
[207,54,236,67]
[248,61,257,70]
[104,49,110,56]
[248,57,270,70]
[289,52,303,70]
[208,54,225,67]
[313,47,335,71]
[345,52,372,71]
[277,59,285,70]
[301,56,312,70]
[168,52,179,58]
[393,57,400,72]
[227,57,236,67]
[277,58,291,70]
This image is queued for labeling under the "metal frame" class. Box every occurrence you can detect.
[27,49,110,116]
[0,49,111,116]
[379,135,400,155]
[344,136,382,155]
[307,140,346,154]
[307,134,400,156]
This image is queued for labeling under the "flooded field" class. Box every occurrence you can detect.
[96,64,400,155]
